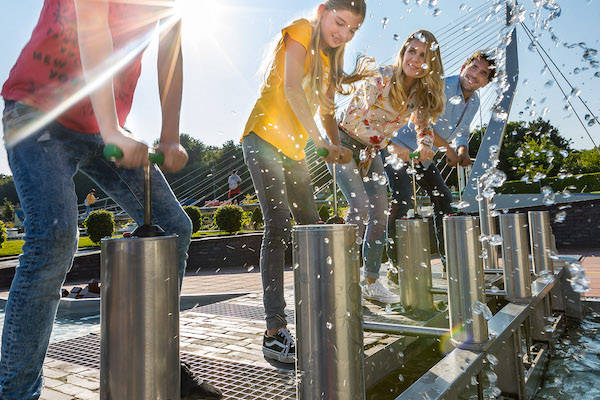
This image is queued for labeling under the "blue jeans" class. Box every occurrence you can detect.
[382,149,452,263]
[0,100,192,400]
[330,146,388,280]
[242,133,319,330]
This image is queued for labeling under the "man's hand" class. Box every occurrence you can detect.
[387,143,410,162]
[104,128,149,169]
[157,141,188,173]
[445,146,459,167]
[416,144,435,163]
[457,146,472,166]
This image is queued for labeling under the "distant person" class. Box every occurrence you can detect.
[227,170,242,200]
[383,50,495,266]
[242,0,366,364]
[84,188,98,217]
[0,1,222,398]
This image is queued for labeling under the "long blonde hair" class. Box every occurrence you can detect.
[389,30,445,124]
[261,0,371,115]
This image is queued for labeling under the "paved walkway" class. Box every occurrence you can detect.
[0,250,598,399]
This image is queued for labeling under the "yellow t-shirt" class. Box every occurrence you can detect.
[242,19,331,161]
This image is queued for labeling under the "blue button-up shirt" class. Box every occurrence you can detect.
[391,75,480,159]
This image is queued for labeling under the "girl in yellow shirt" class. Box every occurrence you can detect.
[242,0,368,364]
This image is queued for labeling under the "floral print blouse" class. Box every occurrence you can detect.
[339,65,434,150]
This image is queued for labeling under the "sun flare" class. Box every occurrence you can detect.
[174,0,223,37]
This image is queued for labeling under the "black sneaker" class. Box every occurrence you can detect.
[262,327,296,364]
[180,362,223,400]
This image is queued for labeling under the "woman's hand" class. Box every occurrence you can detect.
[416,144,434,163]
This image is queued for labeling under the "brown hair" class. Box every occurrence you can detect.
[463,51,496,81]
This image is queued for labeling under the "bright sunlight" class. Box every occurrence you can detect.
[174,0,224,38]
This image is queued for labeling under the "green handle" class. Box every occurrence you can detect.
[103,144,164,165]
[409,152,420,159]
[316,147,329,157]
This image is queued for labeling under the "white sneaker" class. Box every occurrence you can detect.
[363,279,400,304]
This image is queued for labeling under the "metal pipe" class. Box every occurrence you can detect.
[395,218,434,312]
[410,158,418,215]
[100,235,180,400]
[444,215,489,348]
[499,213,532,303]
[484,268,504,274]
[430,286,506,297]
[293,224,364,400]
[362,322,448,338]
[143,164,151,226]
[477,187,499,270]
[528,211,555,275]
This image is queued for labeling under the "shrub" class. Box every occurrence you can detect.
[214,204,243,233]
[318,205,330,222]
[183,206,202,233]
[0,221,6,248]
[85,210,114,244]
[251,207,263,229]
[1,198,14,222]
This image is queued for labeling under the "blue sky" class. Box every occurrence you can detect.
[0,0,599,175]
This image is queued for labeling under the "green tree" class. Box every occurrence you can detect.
[469,118,573,181]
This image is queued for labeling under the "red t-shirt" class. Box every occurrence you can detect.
[1,0,159,133]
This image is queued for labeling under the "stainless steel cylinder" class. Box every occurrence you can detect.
[101,235,180,400]
[528,211,554,275]
[477,193,499,270]
[293,224,364,400]
[395,218,433,312]
[499,214,532,302]
[443,216,489,347]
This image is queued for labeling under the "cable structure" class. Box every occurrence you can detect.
[520,22,600,153]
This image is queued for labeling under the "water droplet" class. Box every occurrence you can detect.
[542,186,556,205]
[381,17,389,29]
[554,211,566,223]
[393,33,400,41]
[451,200,470,210]
[489,234,503,246]
[449,95,462,105]
[324,238,330,244]
[326,321,333,329]
[326,256,333,265]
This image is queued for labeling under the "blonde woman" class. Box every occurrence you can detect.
[242,0,370,363]
[333,30,445,304]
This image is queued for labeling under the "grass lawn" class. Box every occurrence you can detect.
[0,236,98,257]
[0,230,260,257]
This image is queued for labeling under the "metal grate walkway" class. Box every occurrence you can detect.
[47,333,296,400]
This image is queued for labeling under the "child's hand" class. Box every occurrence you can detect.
[157,141,188,173]
[316,140,340,164]
[337,146,353,164]
[104,128,149,169]
[416,144,434,163]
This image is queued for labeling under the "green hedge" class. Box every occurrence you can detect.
[498,172,600,194]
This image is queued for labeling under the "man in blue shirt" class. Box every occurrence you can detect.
[383,51,495,265]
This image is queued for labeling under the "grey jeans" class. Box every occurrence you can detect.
[242,133,319,330]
